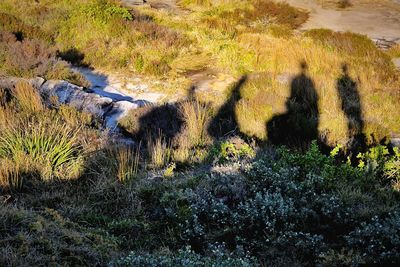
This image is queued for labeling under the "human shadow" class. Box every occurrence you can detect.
[136,103,183,143]
[207,75,248,140]
[336,63,366,150]
[57,48,89,67]
[267,61,320,149]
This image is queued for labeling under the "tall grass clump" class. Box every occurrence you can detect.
[13,81,44,113]
[179,100,211,148]
[0,158,26,190]
[0,120,84,181]
[113,145,140,183]
[200,0,308,34]
[147,135,171,169]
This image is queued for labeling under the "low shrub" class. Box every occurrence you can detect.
[136,143,399,265]
[346,212,400,264]
[0,12,52,42]
[0,206,119,266]
[210,137,255,164]
[0,30,88,86]
[113,245,256,267]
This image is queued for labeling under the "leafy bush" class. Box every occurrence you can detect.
[113,245,256,267]
[346,212,400,264]
[135,143,399,265]
[210,137,255,164]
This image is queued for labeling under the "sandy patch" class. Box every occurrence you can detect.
[280,0,400,42]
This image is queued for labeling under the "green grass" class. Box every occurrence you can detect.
[0,119,83,182]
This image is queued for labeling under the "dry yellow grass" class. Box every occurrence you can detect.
[13,81,44,113]
[232,32,400,145]
[114,145,140,183]
[147,135,171,169]
[179,100,211,148]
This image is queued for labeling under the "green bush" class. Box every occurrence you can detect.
[210,138,255,164]
[113,245,256,267]
[133,143,399,265]
[346,212,400,264]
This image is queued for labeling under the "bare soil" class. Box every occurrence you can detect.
[280,0,400,42]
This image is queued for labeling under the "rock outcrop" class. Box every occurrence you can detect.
[0,77,150,130]
[40,80,114,119]
[0,77,45,90]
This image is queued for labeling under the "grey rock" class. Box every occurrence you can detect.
[393,58,400,69]
[104,100,141,129]
[120,0,147,7]
[391,138,400,147]
[40,80,113,118]
[0,77,45,90]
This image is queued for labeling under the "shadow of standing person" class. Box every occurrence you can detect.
[337,63,366,150]
[267,61,320,149]
[207,75,248,140]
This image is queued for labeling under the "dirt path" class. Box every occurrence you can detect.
[281,0,400,42]
[121,0,186,14]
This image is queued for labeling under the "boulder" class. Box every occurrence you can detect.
[391,138,400,148]
[393,58,400,70]
[40,80,113,118]
[0,77,45,90]
[120,0,147,7]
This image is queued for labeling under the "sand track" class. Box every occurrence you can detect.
[280,0,400,42]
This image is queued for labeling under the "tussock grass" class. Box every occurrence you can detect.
[58,105,93,128]
[147,134,172,169]
[192,0,308,35]
[112,145,141,183]
[387,44,400,58]
[232,32,400,145]
[179,100,211,148]
[0,158,26,190]
[13,81,44,113]
[0,118,84,182]
[337,0,353,9]
[1,0,398,146]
